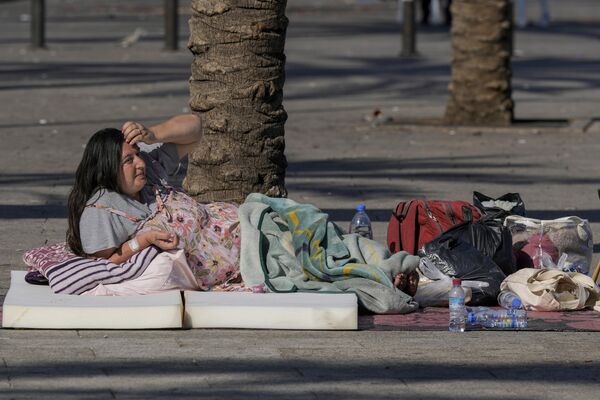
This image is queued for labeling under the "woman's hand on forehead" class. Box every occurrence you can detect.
[121,121,157,145]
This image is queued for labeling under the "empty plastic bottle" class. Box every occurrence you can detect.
[448,278,466,332]
[467,307,528,329]
[349,204,373,239]
[497,290,523,309]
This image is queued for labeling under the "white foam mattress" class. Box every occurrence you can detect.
[2,271,183,329]
[184,291,358,330]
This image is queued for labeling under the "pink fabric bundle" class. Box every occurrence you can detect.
[23,242,76,274]
[515,233,559,269]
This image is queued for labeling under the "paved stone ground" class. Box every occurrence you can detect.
[1,0,600,398]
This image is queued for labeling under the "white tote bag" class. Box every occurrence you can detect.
[501,268,600,312]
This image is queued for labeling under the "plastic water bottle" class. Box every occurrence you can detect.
[349,204,373,239]
[448,278,466,332]
[467,307,528,329]
[497,290,523,309]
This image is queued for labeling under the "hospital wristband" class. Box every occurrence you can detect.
[128,237,141,252]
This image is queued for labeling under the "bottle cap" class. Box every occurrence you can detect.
[452,278,461,286]
[511,298,522,308]
[356,204,366,212]
[467,312,474,324]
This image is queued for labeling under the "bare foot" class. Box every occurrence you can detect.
[393,271,420,297]
[393,273,407,291]
[406,270,419,297]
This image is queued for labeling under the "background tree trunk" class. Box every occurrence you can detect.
[444,0,513,126]
[185,0,288,203]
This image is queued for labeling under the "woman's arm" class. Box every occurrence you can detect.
[121,114,202,158]
[90,230,179,264]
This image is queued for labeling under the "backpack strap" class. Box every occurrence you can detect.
[87,185,175,225]
[152,186,173,222]
[87,203,144,223]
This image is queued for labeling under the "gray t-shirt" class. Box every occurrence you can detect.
[79,143,187,254]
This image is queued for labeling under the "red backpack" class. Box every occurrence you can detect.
[387,200,482,255]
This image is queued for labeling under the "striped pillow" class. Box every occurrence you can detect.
[43,246,160,295]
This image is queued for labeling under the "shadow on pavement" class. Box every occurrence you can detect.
[284,56,598,102]
[1,359,598,398]
[518,21,600,40]
[0,204,66,219]
[0,173,74,186]
[0,34,165,46]
[0,116,173,129]
[0,61,189,91]
[287,156,600,201]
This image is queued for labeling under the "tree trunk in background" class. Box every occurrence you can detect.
[185,0,288,203]
[444,0,513,125]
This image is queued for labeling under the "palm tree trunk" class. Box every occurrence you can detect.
[185,0,288,203]
[444,0,513,126]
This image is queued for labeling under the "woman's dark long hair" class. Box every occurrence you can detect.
[67,128,124,256]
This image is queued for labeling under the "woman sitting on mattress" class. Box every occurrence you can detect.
[65,117,419,297]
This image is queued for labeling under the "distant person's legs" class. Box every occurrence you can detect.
[421,0,431,25]
[516,0,527,28]
[539,0,550,27]
[444,0,452,26]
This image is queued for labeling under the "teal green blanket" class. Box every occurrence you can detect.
[239,194,420,314]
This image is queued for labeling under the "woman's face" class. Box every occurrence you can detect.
[118,142,146,199]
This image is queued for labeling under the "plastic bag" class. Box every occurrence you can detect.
[505,215,593,275]
[473,191,526,220]
[419,237,506,305]
[414,257,482,307]
[423,219,516,276]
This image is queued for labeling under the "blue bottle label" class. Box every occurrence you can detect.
[449,297,464,310]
